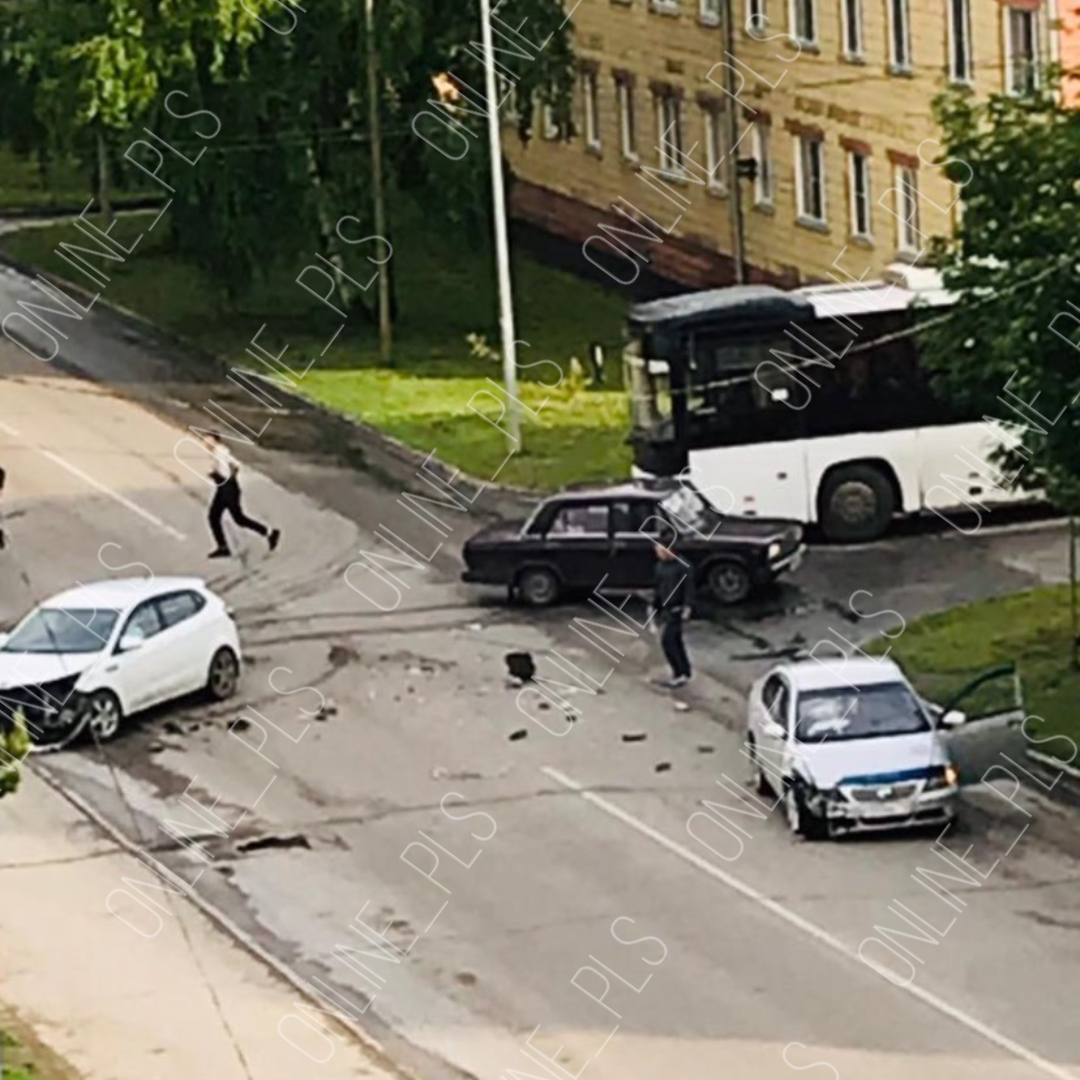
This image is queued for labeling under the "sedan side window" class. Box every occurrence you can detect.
[157,591,205,629]
[612,501,665,537]
[547,503,610,536]
[122,600,164,643]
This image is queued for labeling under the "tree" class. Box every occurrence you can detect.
[0,708,30,799]
[923,81,1080,510]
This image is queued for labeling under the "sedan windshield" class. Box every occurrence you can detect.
[4,608,119,654]
[795,682,931,743]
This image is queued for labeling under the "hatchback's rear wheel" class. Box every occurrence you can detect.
[517,567,560,607]
[207,647,240,701]
[85,690,123,742]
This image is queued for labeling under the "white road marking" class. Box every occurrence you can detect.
[541,765,1078,1080]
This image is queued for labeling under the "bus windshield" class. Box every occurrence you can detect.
[623,332,673,440]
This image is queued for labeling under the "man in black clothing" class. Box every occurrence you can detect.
[652,533,695,689]
[204,434,281,558]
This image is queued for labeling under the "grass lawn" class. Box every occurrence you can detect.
[871,585,1080,761]
[0,207,631,489]
[0,143,150,213]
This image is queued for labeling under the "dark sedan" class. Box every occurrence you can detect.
[461,483,805,606]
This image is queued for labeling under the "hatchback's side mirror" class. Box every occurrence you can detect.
[118,633,144,653]
[0,632,9,650]
[941,709,966,728]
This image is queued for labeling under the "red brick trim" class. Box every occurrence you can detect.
[579,58,600,75]
[999,0,1041,9]
[887,148,919,168]
[840,136,872,154]
[649,79,684,100]
[612,68,636,86]
[784,118,824,139]
[696,90,724,109]
[744,105,771,125]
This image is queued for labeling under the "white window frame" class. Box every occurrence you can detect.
[1005,5,1042,94]
[541,101,559,140]
[656,93,684,176]
[753,124,773,207]
[650,0,681,12]
[703,107,727,192]
[947,0,973,83]
[849,150,872,238]
[700,0,722,23]
[747,0,766,31]
[795,134,826,224]
[887,0,912,72]
[895,166,923,255]
[790,0,817,45]
[583,70,601,150]
[617,81,638,160]
[841,0,863,59]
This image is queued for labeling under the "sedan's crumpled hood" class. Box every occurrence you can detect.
[0,650,100,691]
[795,732,948,789]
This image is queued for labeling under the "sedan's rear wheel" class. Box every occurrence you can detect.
[207,647,240,702]
[706,560,752,605]
[85,690,123,742]
[517,567,560,607]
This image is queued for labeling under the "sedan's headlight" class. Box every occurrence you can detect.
[925,764,959,791]
[768,541,781,559]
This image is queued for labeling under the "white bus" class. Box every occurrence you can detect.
[623,265,1035,542]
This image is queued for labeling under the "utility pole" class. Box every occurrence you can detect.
[723,0,747,284]
[365,0,393,364]
[96,128,113,227]
[479,0,521,449]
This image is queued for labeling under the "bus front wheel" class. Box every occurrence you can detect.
[819,465,895,542]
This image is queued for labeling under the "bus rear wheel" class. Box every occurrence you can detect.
[819,465,895,542]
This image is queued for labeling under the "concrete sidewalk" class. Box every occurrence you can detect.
[0,769,408,1080]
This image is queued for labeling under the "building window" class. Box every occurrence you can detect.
[842,0,863,57]
[656,93,684,174]
[541,102,559,139]
[948,0,973,82]
[583,70,601,150]
[747,0,765,30]
[700,0,722,22]
[796,134,826,223]
[650,0,680,11]
[753,125,773,206]
[888,0,912,70]
[1006,6,1041,93]
[617,80,637,159]
[703,106,727,191]
[895,166,922,253]
[790,0,817,44]
[849,150,871,237]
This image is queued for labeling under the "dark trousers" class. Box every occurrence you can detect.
[660,613,691,679]
[209,478,268,549]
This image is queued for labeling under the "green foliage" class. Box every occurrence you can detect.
[923,81,1080,509]
[0,708,31,798]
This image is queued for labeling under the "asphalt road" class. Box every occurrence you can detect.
[2,335,1080,1080]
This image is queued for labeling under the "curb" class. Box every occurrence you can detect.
[28,759,443,1080]
[0,197,166,222]
[0,245,541,522]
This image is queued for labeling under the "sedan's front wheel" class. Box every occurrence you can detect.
[517,567,560,607]
[85,690,124,743]
[706,560,752,605]
[207,647,240,702]
[784,781,828,841]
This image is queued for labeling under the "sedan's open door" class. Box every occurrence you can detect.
[930,663,1026,786]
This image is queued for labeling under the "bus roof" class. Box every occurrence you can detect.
[628,265,953,331]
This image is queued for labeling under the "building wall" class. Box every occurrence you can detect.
[504,0,1053,291]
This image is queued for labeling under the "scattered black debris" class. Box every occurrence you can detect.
[419,662,437,674]
[697,745,715,754]
[565,713,577,723]
[407,686,415,694]
[188,723,201,733]
[328,643,360,667]
[822,598,861,624]
[232,718,251,733]
[622,733,647,743]
[655,762,672,773]
[163,720,184,736]
[456,971,478,987]
[790,632,807,646]
[509,729,528,741]
[537,700,551,711]
[388,918,412,932]
[148,741,166,754]
[238,834,311,854]
[505,651,535,683]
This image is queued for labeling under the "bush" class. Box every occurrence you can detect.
[0,708,30,798]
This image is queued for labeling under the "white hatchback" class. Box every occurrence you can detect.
[0,577,241,745]
[746,656,1024,839]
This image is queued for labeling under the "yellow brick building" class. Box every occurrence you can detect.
[505,0,1056,289]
